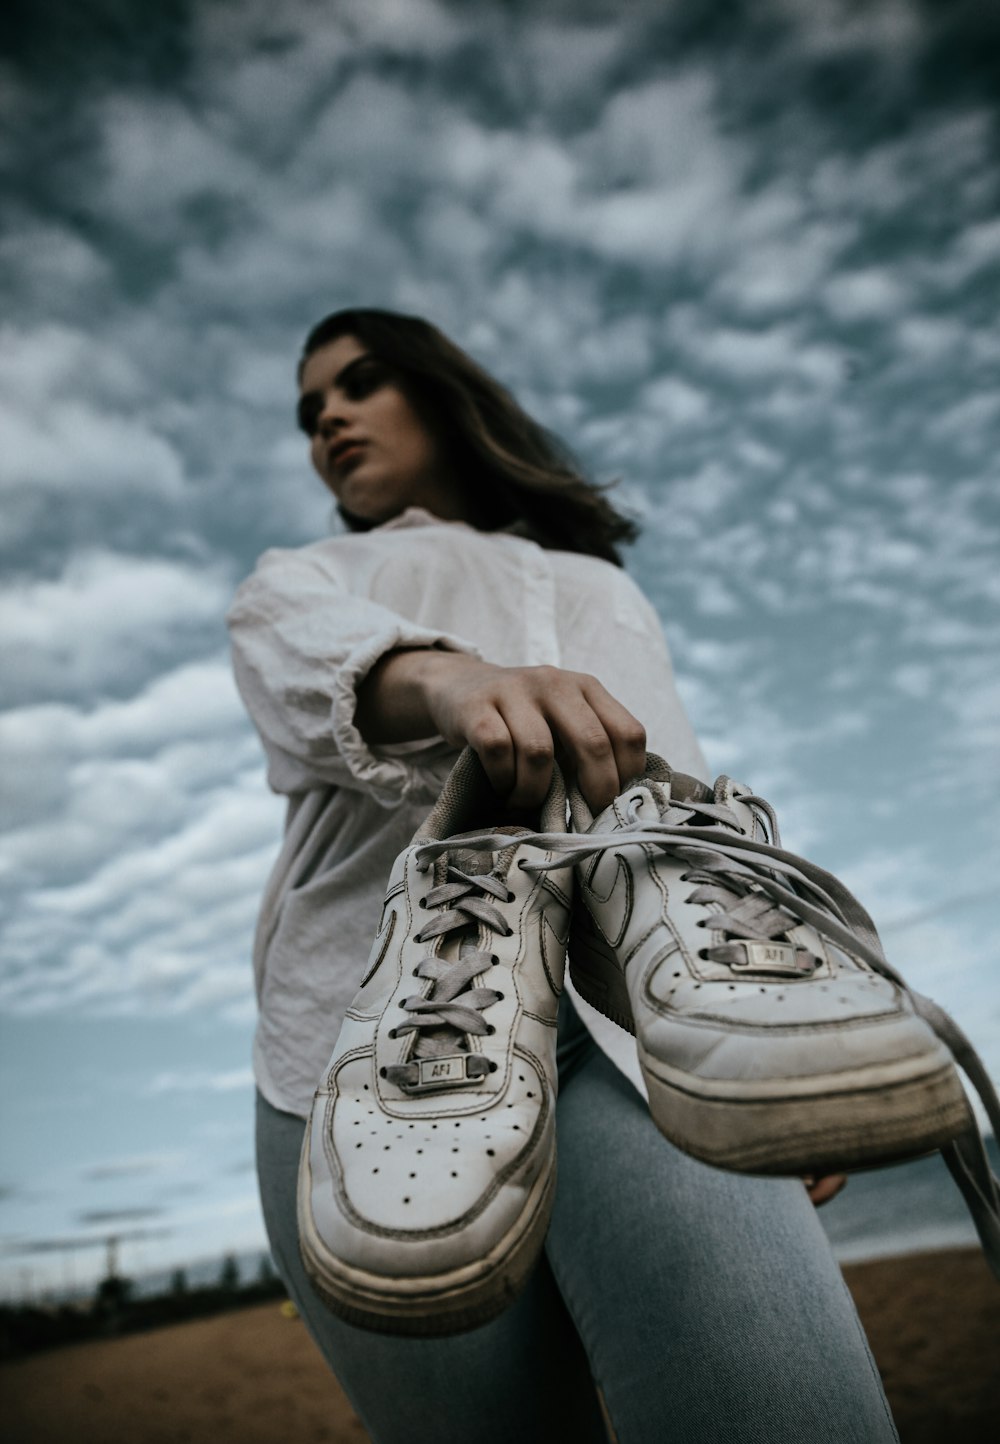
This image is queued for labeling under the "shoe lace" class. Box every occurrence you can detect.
[619,789,826,974]
[441,800,1000,1280]
[383,849,518,1091]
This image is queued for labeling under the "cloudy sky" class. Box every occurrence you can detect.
[2,0,998,1297]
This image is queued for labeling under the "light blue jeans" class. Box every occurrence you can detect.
[256,999,899,1444]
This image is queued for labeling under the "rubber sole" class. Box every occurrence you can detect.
[570,936,971,1176]
[297,1142,557,1337]
[639,1046,972,1176]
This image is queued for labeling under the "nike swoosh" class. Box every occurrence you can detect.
[580,850,633,949]
[539,894,570,997]
[358,907,397,989]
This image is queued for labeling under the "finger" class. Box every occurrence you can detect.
[544,701,622,815]
[509,736,557,811]
[494,702,557,811]
[466,712,517,800]
[802,1174,848,1208]
[581,680,647,794]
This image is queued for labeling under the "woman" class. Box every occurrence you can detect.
[227,308,897,1443]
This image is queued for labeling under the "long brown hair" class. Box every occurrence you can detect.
[299,308,639,566]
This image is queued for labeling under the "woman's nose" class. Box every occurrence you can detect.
[316,394,350,438]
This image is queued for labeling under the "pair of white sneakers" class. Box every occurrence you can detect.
[298,749,1000,1335]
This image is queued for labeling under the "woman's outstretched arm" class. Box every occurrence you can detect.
[356,649,647,816]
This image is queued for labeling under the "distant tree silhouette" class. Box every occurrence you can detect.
[95,1274,128,1306]
[218,1253,240,1291]
[170,1267,188,1295]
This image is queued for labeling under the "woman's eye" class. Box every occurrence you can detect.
[343,362,386,400]
[296,361,388,436]
[297,397,321,437]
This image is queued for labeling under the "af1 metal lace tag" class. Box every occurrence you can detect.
[394,1054,488,1093]
[730,941,817,976]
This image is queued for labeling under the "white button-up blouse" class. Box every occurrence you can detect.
[227,507,709,1118]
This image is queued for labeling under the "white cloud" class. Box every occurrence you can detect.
[674,318,845,388]
[0,324,188,545]
[0,322,146,422]
[171,178,389,313]
[943,673,1000,764]
[335,0,471,56]
[567,74,744,264]
[277,68,743,271]
[568,316,657,387]
[640,375,711,426]
[0,651,274,1016]
[736,438,782,471]
[0,789,279,1014]
[891,664,933,700]
[2,725,276,887]
[0,400,185,529]
[716,220,855,314]
[0,223,111,304]
[0,656,248,792]
[84,1151,189,1181]
[951,216,1000,277]
[523,21,625,109]
[927,392,1000,451]
[224,348,296,409]
[94,94,261,237]
[893,314,966,361]
[147,1068,254,1096]
[585,73,729,189]
[191,6,353,151]
[2,553,232,700]
[822,267,909,322]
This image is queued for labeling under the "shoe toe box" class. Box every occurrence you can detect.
[641,944,950,1085]
[303,1050,554,1278]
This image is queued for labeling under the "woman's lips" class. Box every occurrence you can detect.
[331,441,367,474]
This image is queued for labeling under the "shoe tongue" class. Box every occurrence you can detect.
[668,771,714,805]
[448,825,528,876]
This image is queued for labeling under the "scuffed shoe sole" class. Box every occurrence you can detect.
[297,1142,556,1337]
[638,1044,973,1176]
[571,932,972,1175]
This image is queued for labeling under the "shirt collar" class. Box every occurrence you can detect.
[377,506,544,545]
[376,506,473,533]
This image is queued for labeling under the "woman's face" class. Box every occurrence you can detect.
[298,334,470,526]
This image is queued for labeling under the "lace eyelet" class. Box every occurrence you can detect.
[486,1025,496,1036]
[490,955,499,966]
[505,891,515,904]
[419,897,429,908]
[494,992,505,1002]
[697,949,709,961]
[488,1061,498,1072]
[387,1027,397,1039]
[379,1067,387,1078]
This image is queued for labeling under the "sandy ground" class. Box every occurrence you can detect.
[3,1248,998,1444]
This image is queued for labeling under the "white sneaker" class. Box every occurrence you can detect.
[564,755,979,1178]
[297,749,572,1335]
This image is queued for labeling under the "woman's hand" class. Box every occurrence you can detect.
[356,650,646,814]
[802,1174,847,1207]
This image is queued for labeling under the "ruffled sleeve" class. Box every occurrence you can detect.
[226,545,482,804]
